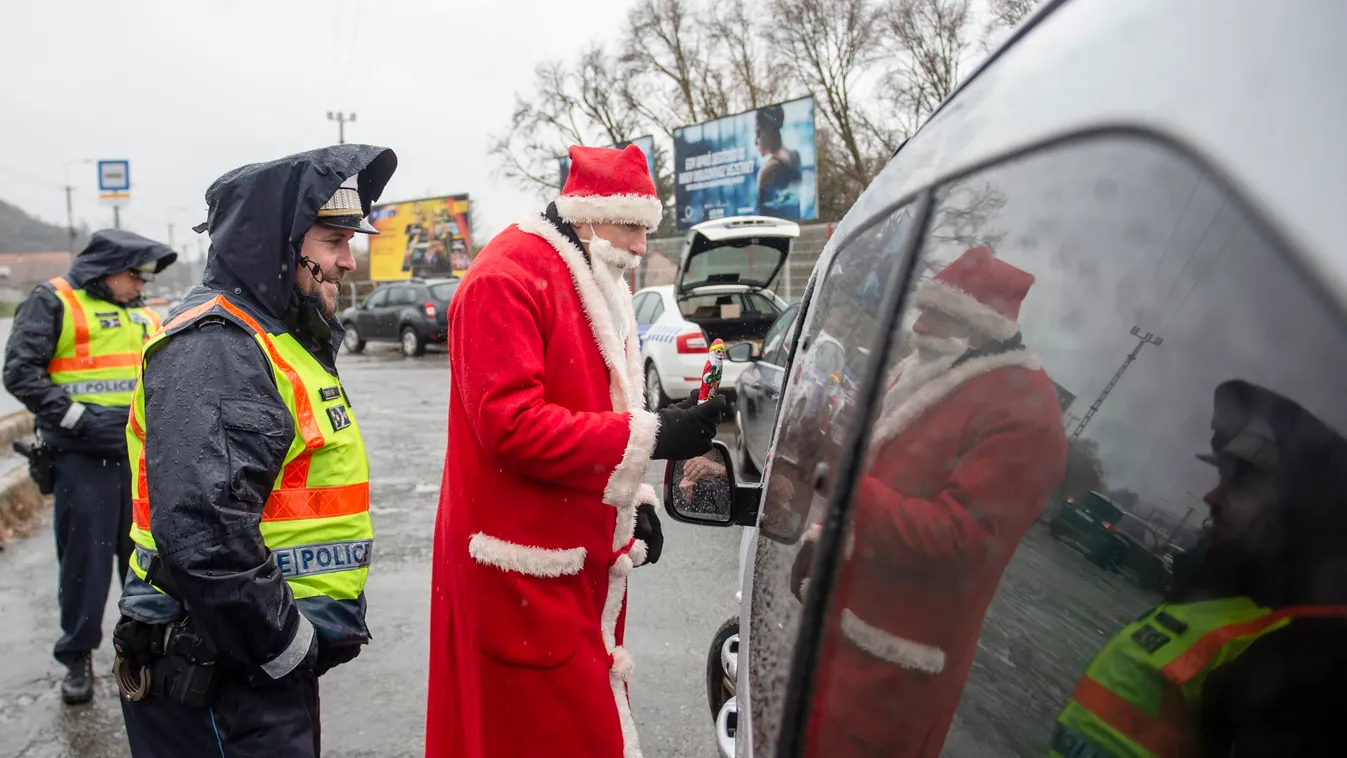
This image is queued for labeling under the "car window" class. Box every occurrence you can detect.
[761,303,802,366]
[678,292,781,319]
[745,293,783,315]
[648,296,665,323]
[800,135,1347,757]
[388,287,416,306]
[365,288,389,308]
[1083,493,1122,523]
[634,293,656,325]
[429,281,458,301]
[747,202,919,755]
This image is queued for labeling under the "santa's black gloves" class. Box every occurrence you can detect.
[675,389,700,410]
[653,394,730,461]
[634,503,664,565]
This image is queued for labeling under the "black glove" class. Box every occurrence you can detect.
[653,394,730,460]
[634,503,664,565]
[675,389,700,410]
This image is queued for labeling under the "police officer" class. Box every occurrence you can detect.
[115,145,396,756]
[1051,380,1347,757]
[2,230,176,704]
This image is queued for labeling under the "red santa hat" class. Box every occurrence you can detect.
[555,144,662,230]
[913,246,1034,341]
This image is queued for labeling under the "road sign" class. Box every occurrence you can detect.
[98,160,130,208]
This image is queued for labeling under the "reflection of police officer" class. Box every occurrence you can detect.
[2,230,175,705]
[1052,381,1347,758]
[115,145,396,756]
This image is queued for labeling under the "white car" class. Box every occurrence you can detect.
[636,216,799,410]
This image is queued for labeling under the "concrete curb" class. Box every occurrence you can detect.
[0,410,50,546]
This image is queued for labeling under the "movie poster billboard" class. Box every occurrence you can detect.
[673,96,817,230]
[559,136,656,187]
[368,194,473,280]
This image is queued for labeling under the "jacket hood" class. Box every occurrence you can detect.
[196,144,397,320]
[67,229,177,289]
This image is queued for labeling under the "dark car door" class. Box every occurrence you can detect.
[749,135,1347,758]
[359,287,390,339]
[380,285,415,337]
[739,302,801,475]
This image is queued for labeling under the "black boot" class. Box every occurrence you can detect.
[61,654,94,705]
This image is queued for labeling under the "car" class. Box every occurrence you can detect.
[340,278,458,357]
[732,302,801,479]
[657,1,1347,755]
[1048,491,1127,567]
[636,215,798,409]
[1111,512,1173,592]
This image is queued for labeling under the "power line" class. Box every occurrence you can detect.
[1157,193,1229,320]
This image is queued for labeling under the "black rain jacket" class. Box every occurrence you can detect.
[2,229,175,455]
[118,145,396,681]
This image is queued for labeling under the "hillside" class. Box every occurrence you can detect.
[0,197,88,253]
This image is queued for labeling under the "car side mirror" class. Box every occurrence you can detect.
[663,440,761,527]
[726,342,756,363]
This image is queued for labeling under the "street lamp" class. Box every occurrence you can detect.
[62,159,94,253]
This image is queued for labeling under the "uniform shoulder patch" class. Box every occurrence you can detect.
[1130,623,1172,654]
[327,404,352,431]
[95,311,123,329]
[319,386,342,402]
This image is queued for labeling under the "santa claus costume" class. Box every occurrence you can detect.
[807,247,1069,757]
[426,145,666,758]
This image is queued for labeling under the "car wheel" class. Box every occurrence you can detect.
[706,615,739,722]
[645,362,671,411]
[400,326,426,358]
[342,323,366,354]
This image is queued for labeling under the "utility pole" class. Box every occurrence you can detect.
[327,111,356,144]
[1071,326,1163,440]
[64,185,76,252]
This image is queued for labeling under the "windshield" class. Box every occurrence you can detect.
[429,281,458,301]
[682,237,788,289]
[1081,493,1122,522]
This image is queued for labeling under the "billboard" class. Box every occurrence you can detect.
[559,136,656,187]
[368,194,473,281]
[673,96,817,230]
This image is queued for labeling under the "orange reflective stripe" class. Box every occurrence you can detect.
[263,482,370,522]
[163,297,224,332]
[212,298,325,483]
[1160,605,1347,685]
[132,482,367,531]
[48,276,90,358]
[1072,675,1189,758]
[48,352,141,373]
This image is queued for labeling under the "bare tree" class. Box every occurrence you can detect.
[989,0,1039,29]
[489,46,644,195]
[768,0,891,197]
[705,0,788,111]
[621,0,726,134]
[881,0,973,138]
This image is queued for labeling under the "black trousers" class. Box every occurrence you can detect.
[121,665,321,757]
[52,449,133,665]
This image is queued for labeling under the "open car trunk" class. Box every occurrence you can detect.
[677,288,783,349]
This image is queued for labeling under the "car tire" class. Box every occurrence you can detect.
[706,615,739,722]
[400,326,426,358]
[645,362,671,411]
[342,323,366,354]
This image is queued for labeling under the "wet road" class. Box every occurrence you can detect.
[0,345,741,758]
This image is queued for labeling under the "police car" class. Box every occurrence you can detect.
[636,216,799,410]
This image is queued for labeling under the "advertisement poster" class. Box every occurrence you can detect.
[368,194,473,280]
[559,136,656,187]
[673,97,817,230]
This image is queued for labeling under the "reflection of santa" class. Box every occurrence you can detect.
[804,246,1068,758]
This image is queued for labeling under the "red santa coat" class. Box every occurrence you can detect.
[426,214,659,758]
[807,348,1067,758]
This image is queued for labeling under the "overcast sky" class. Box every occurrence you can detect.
[0,0,631,257]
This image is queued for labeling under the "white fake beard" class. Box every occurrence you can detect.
[880,332,967,418]
[587,234,639,342]
[911,332,968,361]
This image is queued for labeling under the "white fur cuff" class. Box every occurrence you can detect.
[840,609,946,674]
[556,193,663,231]
[610,646,635,682]
[468,533,586,577]
[629,539,649,568]
[604,411,659,508]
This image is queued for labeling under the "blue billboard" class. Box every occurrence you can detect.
[559,135,656,187]
[673,97,817,230]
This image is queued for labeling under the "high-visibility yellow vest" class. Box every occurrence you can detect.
[1051,597,1347,758]
[126,294,373,605]
[47,276,162,407]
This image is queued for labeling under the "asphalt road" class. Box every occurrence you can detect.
[0,343,741,758]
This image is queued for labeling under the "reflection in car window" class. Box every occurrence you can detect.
[762,303,801,366]
[748,203,917,756]
[802,137,1347,757]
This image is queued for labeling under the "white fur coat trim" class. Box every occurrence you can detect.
[869,350,1042,454]
[467,533,586,577]
[913,279,1020,341]
[840,609,946,674]
[556,193,663,231]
